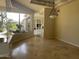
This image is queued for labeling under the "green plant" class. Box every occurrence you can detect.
[0,28,3,32]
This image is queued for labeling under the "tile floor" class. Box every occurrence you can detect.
[10,36,79,59]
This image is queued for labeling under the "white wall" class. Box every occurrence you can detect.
[56,0,79,47]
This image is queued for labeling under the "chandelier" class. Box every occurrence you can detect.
[49,0,59,18]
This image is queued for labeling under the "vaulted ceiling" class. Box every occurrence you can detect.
[0,0,6,7]
[16,0,46,12]
[16,0,73,12]
[0,0,73,12]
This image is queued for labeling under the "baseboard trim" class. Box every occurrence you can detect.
[59,39,79,48]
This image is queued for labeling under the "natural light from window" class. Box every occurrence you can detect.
[7,12,26,23]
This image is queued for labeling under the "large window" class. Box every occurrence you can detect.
[7,12,26,32]
[0,11,32,42]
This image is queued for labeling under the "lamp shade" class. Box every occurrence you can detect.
[49,14,57,19]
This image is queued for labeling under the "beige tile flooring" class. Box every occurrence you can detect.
[1,36,79,59]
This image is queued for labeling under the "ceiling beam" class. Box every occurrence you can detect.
[31,0,52,7]
[31,0,73,7]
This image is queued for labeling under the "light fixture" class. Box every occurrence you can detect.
[49,0,59,19]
